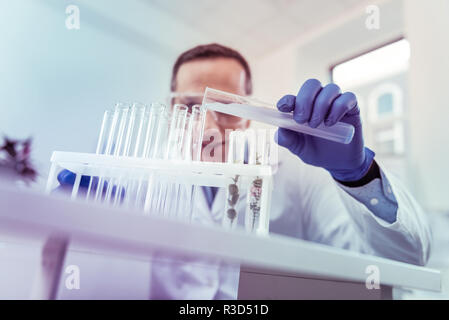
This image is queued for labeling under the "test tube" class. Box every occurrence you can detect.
[85,109,114,201]
[123,102,147,157]
[184,105,207,222]
[134,103,164,210]
[150,107,170,159]
[245,129,256,165]
[91,103,129,203]
[160,105,188,217]
[165,104,188,160]
[182,112,194,162]
[148,105,185,214]
[143,105,170,214]
[244,129,268,233]
[171,112,193,219]
[112,102,148,208]
[142,103,166,158]
[229,130,246,164]
[222,130,245,229]
[101,103,130,204]
[191,105,207,162]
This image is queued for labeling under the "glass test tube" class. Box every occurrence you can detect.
[92,103,129,203]
[142,103,166,158]
[102,103,131,204]
[244,129,268,233]
[143,104,170,214]
[192,105,207,162]
[113,103,147,208]
[85,109,114,201]
[152,112,170,159]
[165,104,188,160]
[160,105,188,217]
[148,105,183,214]
[123,103,147,157]
[184,105,207,222]
[134,103,164,210]
[173,104,207,220]
[143,105,171,213]
[172,112,193,219]
[222,130,245,229]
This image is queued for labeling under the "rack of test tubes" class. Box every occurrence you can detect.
[45,101,275,235]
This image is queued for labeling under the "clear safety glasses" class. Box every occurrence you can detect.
[168,92,247,127]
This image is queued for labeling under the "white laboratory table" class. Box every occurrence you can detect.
[0,184,441,299]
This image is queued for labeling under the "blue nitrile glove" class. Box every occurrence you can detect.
[275,79,375,182]
[58,169,92,189]
[57,169,125,199]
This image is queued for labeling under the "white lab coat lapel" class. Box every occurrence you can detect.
[191,186,215,224]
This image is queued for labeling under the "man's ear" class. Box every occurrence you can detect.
[244,119,251,129]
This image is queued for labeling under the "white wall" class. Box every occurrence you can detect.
[403,0,449,211]
[252,0,404,100]
[0,0,209,186]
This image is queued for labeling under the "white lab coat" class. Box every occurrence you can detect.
[148,148,432,299]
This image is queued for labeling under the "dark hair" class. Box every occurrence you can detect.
[171,43,253,94]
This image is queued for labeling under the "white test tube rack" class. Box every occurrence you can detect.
[46,151,274,236]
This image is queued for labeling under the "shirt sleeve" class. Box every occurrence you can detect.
[336,168,398,223]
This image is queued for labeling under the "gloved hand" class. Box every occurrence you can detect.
[58,169,92,189]
[57,169,125,199]
[275,79,375,182]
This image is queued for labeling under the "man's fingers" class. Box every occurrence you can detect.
[294,79,322,124]
[310,83,341,128]
[277,94,296,112]
[325,92,358,126]
[275,128,305,155]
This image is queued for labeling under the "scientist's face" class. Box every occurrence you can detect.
[174,58,250,162]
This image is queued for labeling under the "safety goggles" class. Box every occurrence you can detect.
[168,92,246,126]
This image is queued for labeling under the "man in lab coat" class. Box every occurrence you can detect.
[56,43,431,299]
[143,43,431,299]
